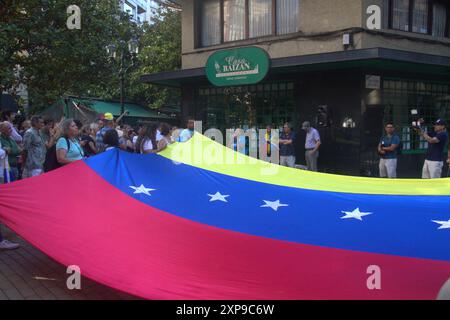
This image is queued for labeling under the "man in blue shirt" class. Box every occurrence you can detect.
[279,122,296,167]
[96,113,115,153]
[419,119,448,179]
[178,119,195,142]
[378,122,400,178]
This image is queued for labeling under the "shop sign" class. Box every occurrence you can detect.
[366,75,381,89]
[206,47,270,87]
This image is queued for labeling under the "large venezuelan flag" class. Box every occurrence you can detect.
[0,134,449,299]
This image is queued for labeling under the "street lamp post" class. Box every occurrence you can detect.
[106,39,139,117]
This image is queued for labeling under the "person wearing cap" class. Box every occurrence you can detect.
[302,121,321,172]
[96,113,115,153]
[418,119,448,179]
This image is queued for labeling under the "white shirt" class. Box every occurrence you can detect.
[0,141,9,174]
[178,129,194,142]
[305,128,321,149]
[156,130,163,142]
[142,139,153,153]
[7,122,22,143]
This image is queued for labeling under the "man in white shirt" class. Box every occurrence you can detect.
[302,121,321,172]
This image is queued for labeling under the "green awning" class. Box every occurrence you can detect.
[74,99,171,119]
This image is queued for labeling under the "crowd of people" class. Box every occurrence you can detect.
[232,118,450,178]
[2,110,448,185]
[0,111,190,250]
[235,121,322,171]
[0,111,186,183]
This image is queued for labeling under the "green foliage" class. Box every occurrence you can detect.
[128,8,182,109]
[0,0,181,113]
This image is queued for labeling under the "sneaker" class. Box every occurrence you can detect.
[0,240,20,250]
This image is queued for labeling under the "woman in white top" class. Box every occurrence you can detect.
[137,123,158,154]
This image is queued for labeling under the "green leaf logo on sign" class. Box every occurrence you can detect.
[206,47,270,87]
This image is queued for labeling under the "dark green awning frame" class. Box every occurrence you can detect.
[140,48,450,87]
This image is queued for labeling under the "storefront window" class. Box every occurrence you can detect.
[196,82,297,132]
[224,0,245,41]
[277,0,299,35]
[383,78,450,154]
[201,0,221,47]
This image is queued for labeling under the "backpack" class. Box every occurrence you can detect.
[44,137,70,172]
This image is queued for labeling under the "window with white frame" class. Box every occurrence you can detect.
[390,0,449,37]
[198,0,300,47]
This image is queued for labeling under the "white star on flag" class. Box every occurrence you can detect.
[261,200,288,212]
[129,184,155,196]
[432,219,450,230]
[341,208,372,221]
[208,192,230,203]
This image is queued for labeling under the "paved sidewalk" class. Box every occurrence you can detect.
[0,227,138,300]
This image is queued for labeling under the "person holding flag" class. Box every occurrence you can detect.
[418,119,448,179]
[0,139,20,250]
[0,139,10,184]
[0,122,21,181]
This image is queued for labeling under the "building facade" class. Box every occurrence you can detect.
[141,0,450,177]
[120,0,157,23]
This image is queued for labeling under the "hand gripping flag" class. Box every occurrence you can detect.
[0,134,449,299]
